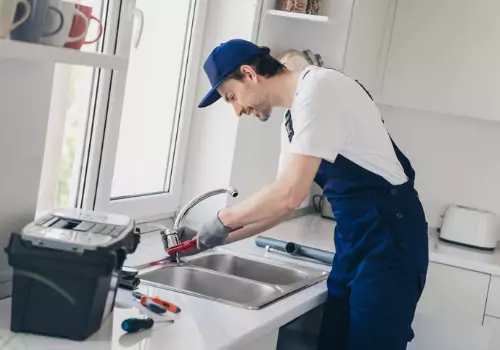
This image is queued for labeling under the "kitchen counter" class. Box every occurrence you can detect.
[1,213,500,349]
[0,280,328,350]
[0,216,332,350]
[427,230,500,276]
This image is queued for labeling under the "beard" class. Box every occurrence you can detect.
[258,113,271,122]
[253,104,272,122]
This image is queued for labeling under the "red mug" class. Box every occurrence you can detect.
[64,4,102,50]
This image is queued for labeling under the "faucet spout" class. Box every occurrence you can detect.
[161,187,238,264]
[173,187,238,229]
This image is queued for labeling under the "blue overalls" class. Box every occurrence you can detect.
[286,79,429,350]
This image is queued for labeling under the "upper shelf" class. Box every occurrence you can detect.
[0,39,128,71]
[266,9,329,23]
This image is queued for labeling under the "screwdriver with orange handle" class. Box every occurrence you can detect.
[133,291,181,314]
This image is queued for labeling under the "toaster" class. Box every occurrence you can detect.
[439,205,500,250]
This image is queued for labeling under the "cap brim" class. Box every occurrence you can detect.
[198,80,223,108]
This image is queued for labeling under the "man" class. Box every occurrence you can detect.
[178,39,429,350]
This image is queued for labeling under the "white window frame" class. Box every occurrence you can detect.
[80,0,207,221]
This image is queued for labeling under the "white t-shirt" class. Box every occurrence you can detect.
[278,66,408,185]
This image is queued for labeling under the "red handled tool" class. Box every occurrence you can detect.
[167,239,197,255]
[133,291,181,314]
[137,295,166,314]
[166,226,243,256]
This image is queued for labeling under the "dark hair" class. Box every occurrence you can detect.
[226,52,286,81]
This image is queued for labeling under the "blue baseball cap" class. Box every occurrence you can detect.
[198,39,270,108]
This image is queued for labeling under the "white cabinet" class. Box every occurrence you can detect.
[486,276,500,318]
[342,0,395,97]
[483,316,500,350]
[381,0,500,121]
[409,312,491,350]
[235,329,278,350]
[416,262,490,326]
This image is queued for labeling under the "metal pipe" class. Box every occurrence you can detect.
[256,236,334,265]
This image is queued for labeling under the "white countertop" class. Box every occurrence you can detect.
[0,216,332,350]
[1,214,500,349]
[427,230,500,276]
[0,278,327,350]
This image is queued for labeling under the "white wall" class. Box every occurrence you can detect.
[0,61,55,298]
[380,105,500,237]
[228,114,283,206]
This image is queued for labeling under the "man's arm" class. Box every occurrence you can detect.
[224,213,290,244]
[218,153,322,229]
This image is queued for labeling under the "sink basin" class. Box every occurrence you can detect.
[188,253,310,285]
[138,265,277,309]
[138,251,328,309]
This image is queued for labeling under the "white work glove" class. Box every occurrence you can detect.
[176,212,231,252]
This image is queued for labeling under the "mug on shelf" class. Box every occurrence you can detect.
[10,0,64,43]
[39,0,88,47]
[280,0,307,13]
[64,4,102,50]
[0,0,31,39]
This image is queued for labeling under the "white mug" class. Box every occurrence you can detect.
[39,0,88,47]
[0,0,31,39]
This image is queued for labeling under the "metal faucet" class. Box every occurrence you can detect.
[174,187,238,229]
[160,187,239,263]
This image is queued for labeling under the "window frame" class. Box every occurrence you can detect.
[81,0,208,221]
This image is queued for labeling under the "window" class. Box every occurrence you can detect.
[37,0,108,216]
[110,0,193,199]
[37,0,206,221]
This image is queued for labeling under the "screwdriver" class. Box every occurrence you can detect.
[121,317,173,333]
[147,296,181,314]
[133,291,181,314]
[139,296,167,314]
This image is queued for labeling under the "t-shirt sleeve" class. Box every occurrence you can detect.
[287,71,350,163]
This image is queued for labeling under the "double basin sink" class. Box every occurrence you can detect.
[137,251,328,309]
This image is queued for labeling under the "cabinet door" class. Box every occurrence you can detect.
[343,0,395,97]
[409,312,491,350]
[381,0,500,121]
[486,276,500,318]
[483,316,500,350]
[416,262,490,326]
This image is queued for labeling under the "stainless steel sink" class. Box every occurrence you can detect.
[138,251,328,310]
[188,253,310,285]
[137,265,277,309]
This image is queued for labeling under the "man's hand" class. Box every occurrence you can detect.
[177,226,198,241]
[176,212,231,251]
[174,226,201,257]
